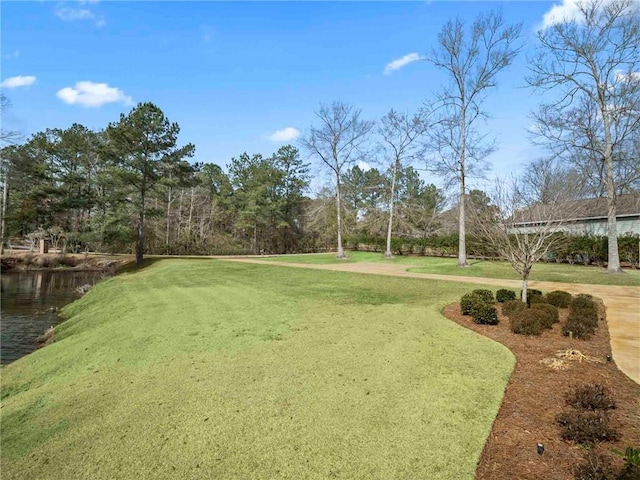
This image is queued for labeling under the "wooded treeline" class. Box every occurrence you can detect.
[0,103,447,256]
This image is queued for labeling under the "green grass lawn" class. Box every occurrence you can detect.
[261,251,640,286]
[1,259,513,480]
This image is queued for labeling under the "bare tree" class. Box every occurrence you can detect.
[528,0,640,273]
[523,157,587,204]
[427,10,522,267]
[300,102,374,259]
[378,110,428,257]
[472,176,575,304]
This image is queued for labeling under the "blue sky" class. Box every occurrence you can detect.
[1,1,575,193]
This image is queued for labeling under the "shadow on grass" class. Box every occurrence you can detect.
[116,257,165,275]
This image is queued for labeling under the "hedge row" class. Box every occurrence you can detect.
[345,233,640,267]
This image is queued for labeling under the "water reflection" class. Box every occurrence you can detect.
[1,270,105,364]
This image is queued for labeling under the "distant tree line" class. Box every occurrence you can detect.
[1,0,638,272]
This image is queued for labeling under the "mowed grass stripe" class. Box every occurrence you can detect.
[1,259,514,479]
[260,251,640,286]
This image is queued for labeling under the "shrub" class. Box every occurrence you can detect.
[460,293,484,316]
[510,309,546,336]
[563,316,596,340]
[546,290,572,308]
[572,296,596,310]
[529,293,547,305]
[613,447,640,480]
[496,289,516,303]
[471,303,499,325]
[502,299,526,317]
[573,453,617,480]
[472,289,494,303]
[565,384,616,411]
[531,303,560,329]
[521,288,543,300]
[569,307,599,329]
[556,410,618,445]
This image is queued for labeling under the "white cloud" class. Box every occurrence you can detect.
[538,0,582,30]
[357,161,372,172]
[56,81,133,107]
[55,3,105,27]
[615,70,640,83]
[384,52,423,75]
[3,50,20,60]
[268,127,300,142]
[1,75,37,89]
[538,0,638,30]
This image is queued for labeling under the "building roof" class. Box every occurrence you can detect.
[512,193,640,225]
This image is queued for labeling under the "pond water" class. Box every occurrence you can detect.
[1,270,105,365]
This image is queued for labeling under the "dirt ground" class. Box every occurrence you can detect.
[443,302,640,480]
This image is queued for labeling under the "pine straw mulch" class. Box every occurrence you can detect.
[443,300,640,480]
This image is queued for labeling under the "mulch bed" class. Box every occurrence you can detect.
[443,300,640,480]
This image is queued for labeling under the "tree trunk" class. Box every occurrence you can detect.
[188,187,194,234]
[166,187,172,255]
[336,176,346,259]
[604,154,621,273]
[458,166,468,267]
[385,159,398,258]
[137,184,146,265]
[600,89,622,274]
[136,210,145,265]
[458,107,468,267]
[0,174,8,255]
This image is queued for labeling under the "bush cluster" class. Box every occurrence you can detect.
[460,293,483,316]
[509,309,547,336]
[565,384,616,411]
[530,303,560,329]
[472,289,494,303]
[521,288,543,299]
[459,291,498,325]
[502,299,526,317]
[556,410,618,445]
[574,453,618,480]
[557,382,618,449]
[344,233,640,267]
[496,289,516,303]
[546,290,572,308]
[563,296,599,339]
[471,303,499,325]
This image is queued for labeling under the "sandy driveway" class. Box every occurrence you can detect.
[221,257,640,384]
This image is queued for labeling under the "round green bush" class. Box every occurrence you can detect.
[571,296,596,310]
[545,290,572,308]
[510,309,546,336]
[569,307,599,329]
[530,303,560,329]
[521,288,543,300]
[471,303,499,325]
[460,293,484,316]
[496,289,516,303]
[502,299,526,318]
[472,289,494,304]
[562,316,596,339]
[528,294,547,305]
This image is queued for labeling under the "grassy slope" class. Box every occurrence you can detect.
[1,259,513,480]
[261,252,640,286]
